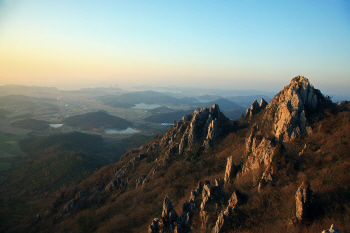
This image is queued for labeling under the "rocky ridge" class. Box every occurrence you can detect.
[224,76,324,191]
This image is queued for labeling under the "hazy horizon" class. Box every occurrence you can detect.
[1,0,349,95]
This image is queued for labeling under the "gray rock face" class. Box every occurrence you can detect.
[295,182,312,221]
[265,76,319,144]
[322,224,341,233]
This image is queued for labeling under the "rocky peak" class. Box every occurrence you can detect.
[159,104,229,156]
[265,76,322,144]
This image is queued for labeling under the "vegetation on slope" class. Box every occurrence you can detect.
[63,111,132,131]
[11,119,50,131]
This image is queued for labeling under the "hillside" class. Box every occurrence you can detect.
[63,111,132,130]
[11,119,50,131]
[2,76,350,233]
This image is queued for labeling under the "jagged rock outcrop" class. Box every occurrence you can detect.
[175,104,228,153]
[105,177,123,192]
[266,76,320,144]
[224,156,234,183]
[260,98,268,109]
[246,98,268,117]
[338,100,349,106]
[258,164,274,191]
[149,196,179,233]
[200,180,225,230]
[61,188,100,216]
[147,142,158,153]
[212,190,241,233]
[135,175,147,188]
[242,137,275,174]
[322,224,341,233]
[295,181,312,221]
[230,76,322,191]
[163,195,179,225]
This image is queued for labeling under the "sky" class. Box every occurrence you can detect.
[0,0,349,95]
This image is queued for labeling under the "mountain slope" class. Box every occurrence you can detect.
[3,76,350,233]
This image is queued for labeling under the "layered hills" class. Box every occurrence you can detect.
[1,76,349,233]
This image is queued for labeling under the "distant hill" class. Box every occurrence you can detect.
[97,90,182,108]
[178,96,199,104]
[191,98,244,111]
[143,109,195,123]
[11,119,50,131]
[223,108,247,120]
[0,95,59,112]
[0,109,11,119]
[196,94,222,102]
[147,106,174,114]
[63,111,132,130]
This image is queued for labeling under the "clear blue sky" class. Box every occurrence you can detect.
[0,0,349,95]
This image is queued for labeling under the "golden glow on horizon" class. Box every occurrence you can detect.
[0,38,240,87]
